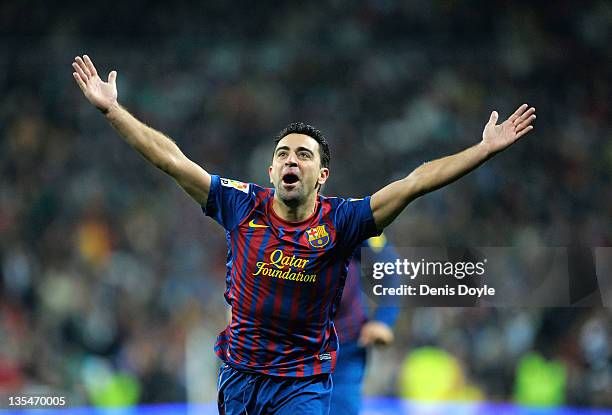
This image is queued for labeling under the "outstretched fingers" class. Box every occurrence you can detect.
[515,125,534,139]
[513,105,536,139]
[516,114,536,131]
[513,106,535,125]
[74,56,91,78]
[83,55,98,77]
[508,104,528,123]
[514,107,536,131]
[73,71,87,92]
[72,61,89,83]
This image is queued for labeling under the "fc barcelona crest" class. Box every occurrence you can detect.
[306,225,330,249]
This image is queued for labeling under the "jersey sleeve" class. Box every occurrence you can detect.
[202,175,255,230]
[334,196,381,249]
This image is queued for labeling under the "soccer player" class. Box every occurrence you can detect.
[72,55,536,414]
[331,235,399,415]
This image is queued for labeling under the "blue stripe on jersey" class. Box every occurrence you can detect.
[223,231,233,303]
[229,220,256,365]
[246,226,273,366]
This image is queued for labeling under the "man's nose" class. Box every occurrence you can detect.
[285,152,298,165]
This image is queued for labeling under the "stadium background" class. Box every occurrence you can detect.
[1,0,611,413]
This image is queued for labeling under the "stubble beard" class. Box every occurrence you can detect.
[276,178,321,210]
[276,185,307,209]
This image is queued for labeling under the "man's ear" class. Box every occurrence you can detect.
[318,168,330,186]
[269,165,274,184]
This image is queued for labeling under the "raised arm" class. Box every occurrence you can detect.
[370,104,536,230]
[72,55,211,205]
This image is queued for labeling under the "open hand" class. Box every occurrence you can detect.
[482,104,536,155]
[72,55,118,114]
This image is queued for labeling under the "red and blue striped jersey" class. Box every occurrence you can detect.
[203,175,379,377]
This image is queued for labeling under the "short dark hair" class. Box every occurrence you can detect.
[273,122,331,168]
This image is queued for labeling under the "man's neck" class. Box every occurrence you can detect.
[272,194,317,223]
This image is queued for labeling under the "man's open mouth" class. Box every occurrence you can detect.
[282,173,300,185]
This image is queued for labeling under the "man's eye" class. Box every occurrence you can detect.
[277,151,287,158]
[298,152,311,159]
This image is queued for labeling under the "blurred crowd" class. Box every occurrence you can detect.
[1,0,611,409]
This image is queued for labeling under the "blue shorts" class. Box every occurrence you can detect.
[217,364,332,415]
[329,341,367,415]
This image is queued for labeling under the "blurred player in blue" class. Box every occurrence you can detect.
[72,55,536,414]
[331,234,399,415]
